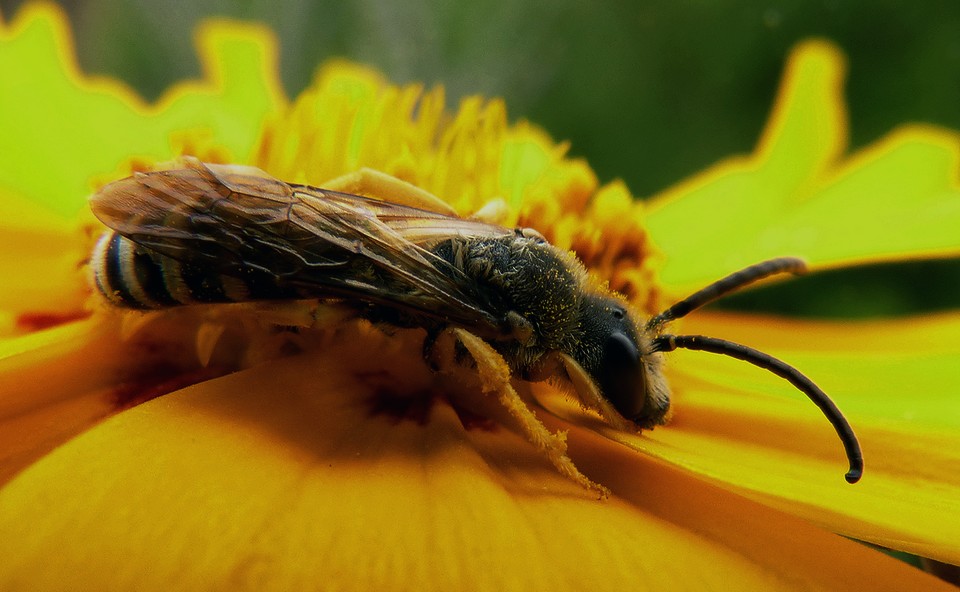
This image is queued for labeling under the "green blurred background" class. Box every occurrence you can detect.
[2,0,958,317]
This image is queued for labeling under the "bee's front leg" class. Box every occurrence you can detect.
[443,327,610,498]
[551,353,636,432]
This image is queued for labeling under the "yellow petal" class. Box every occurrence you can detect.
[0,4,285,218]
[0,347,949,591]
[0,317,120,483]
[646,40,960,297]
[767,126,960,268]
[0,188,88,317]
[0,308,237,484]
[601,311,960,565]
[1,10,955,586]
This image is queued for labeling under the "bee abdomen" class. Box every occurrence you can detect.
[90,232,254,309]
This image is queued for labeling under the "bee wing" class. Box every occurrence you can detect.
[90,160,513,334]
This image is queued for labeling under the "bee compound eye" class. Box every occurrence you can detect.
[596,331,645,419]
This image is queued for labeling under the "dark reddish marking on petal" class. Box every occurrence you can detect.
[354,370,398,388]
[356,371,500,432]
[110,364,231,410]
[367,388,436,426]
[451,405,498,432]
[16,309,92,332]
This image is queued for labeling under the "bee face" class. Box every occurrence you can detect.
[573,294,669,429]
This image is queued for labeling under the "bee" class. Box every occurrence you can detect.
[90,158,862,495]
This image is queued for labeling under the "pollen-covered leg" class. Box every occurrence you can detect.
[322,168,457,216]
[449,328,610,498]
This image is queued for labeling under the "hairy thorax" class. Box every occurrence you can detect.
[434,234,586,372]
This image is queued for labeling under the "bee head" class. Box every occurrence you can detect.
[576,294,670,429]
[570,258,863,483]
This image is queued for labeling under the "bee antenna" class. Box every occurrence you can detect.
[651,334,863,484]
[646,257,807,331]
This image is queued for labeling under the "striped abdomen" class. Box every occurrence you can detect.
[90,232,295,309]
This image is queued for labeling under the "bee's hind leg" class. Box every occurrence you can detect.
[322,168,518,227]
[322,168,458,216]
[445,327,610,498]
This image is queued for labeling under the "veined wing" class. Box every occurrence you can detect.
[90,159,514,335]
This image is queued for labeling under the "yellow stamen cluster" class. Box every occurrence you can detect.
[251,60,661,312]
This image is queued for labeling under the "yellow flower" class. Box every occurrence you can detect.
[2,4,959,590]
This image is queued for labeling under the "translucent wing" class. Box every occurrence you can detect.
[90,159,514,335]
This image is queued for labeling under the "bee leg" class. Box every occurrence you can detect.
[449,328,610,498]
[321,168,458,216]
[421,327,449,372]
[468,198,510,225]
[555,353,635,432]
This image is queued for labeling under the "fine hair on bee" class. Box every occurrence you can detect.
[89,158,862,496]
